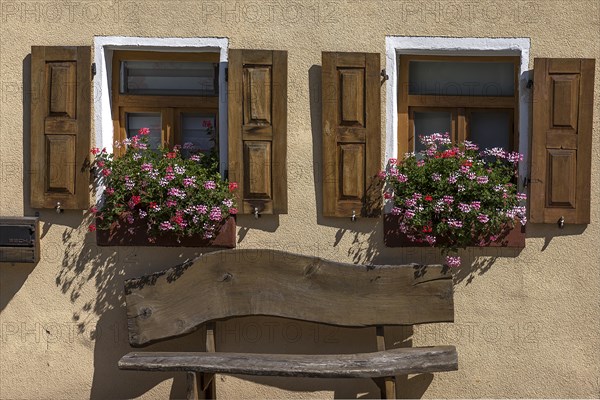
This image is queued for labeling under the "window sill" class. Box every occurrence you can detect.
[96,217,236,248]
[383,214,525,248]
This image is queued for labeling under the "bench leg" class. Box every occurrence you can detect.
[187,372,200,400]
[187,372,216,400]
[374,326,396,399]
[373,376,396,399]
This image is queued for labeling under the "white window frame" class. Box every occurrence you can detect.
[93,36,229,175]
[385,36,531,183]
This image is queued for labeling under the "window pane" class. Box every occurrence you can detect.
[121,61,217,96]
[409,61,515,97]
[413,111,452,153]
[126,112,162,149]
[180,113,216,156]
[469,111,511,150]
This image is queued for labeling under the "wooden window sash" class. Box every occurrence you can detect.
[408,107,515,152]
[407,107,458,151]
[112,51,219,156]
[398,55,520,156]
[173,107,219,153]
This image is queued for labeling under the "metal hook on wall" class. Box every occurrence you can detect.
[351,210,357,222]
[55,202,63,214]
[380,69,389,83]
[558,216,565,229]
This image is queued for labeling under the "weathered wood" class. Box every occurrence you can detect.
[124,249,453,346]
[187,372,200,400]
[202,322,216,399]
[119,346,458,378]
[375,326,396,399]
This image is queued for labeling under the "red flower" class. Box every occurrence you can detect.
[422,226,432,233]
[202,120,213,129]
[97,161,105,168]
[384,192,393,199]
[229,207,238,215]
[165,165,173,173]
[88,224,96,232]
[91,147,100,155]
[130,195,141,206]
[101,169,111,177]
[138,127,150,136]
[424,195,433,201]
[149,202,158,209]
[462,160,473,167]
[89,206,98,214]
[229,182,238,192]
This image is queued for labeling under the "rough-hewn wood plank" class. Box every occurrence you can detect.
[119,346,458,378]
[124,250,453,346]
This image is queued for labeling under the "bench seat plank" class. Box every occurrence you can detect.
[119,346,458,378]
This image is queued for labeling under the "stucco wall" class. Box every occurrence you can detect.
[1,0,599,398]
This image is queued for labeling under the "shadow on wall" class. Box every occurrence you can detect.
[55,213,225,399]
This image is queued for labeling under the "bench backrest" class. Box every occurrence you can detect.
[124,249,454,346]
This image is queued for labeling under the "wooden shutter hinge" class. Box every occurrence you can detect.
[91,63,97,79]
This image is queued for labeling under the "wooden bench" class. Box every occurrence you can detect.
[118,249,458,399]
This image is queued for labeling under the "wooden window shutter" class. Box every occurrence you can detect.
[322,52,381,218]
[30,46,91,209]
[530,58,595,224]
[228,49,288,214]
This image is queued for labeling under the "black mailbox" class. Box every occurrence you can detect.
[0,217,40,263]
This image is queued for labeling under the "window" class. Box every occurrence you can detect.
[111,51,220,157]
[397,55,520,156]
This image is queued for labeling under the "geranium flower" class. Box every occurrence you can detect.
[445,256,461,268]
[209,206,222,221]
[204,181,216,190]
[229,182,238,192]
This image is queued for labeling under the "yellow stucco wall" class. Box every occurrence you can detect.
[1,0,599,398]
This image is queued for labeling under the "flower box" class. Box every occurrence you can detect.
[96,216,236,248]
[383,213,525,248]
[90,125,238,248]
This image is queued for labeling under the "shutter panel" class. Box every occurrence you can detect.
[530,58,595,224]
[228,50,288,214]
[30,46,91,209]
[322,52,381,217]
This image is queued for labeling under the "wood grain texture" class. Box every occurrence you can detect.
[228,49,288,215]
[124,249,453,346]
[30,46,91,209]
[322,52,381,218]
[530,58,595,224]
[118,346,458,378]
